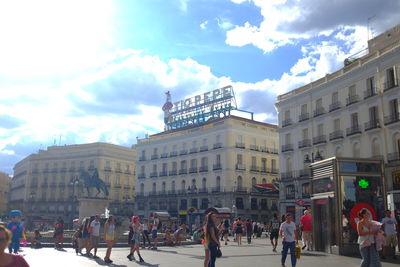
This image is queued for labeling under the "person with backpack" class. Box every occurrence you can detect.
[270,213,281,252]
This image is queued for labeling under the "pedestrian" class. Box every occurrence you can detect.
[222,219,230,245]
[245,219,253,244]
[81,217,91,256]
[357,208,381,267]
[174,224,187,246]
[217,221,224,241]
[31,230,42,249]
[89,215,101,258]
[396,209,400,252]
[151,214,159,250]
[0,225,30,267]
[269,213,280,252]
[72,226,82,255]
[104,215,116,263]
[127,216,145,262]
[381,210,397,259]
[203,212,221,267]
[300,209,313,251]
[234,217,243,246]
[54,217,64,250]
[279,213,298,267]
[141,219,151,248]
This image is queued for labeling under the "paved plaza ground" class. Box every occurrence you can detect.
[21,238,399,267]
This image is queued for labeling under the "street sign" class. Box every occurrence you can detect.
[295,199,306,206]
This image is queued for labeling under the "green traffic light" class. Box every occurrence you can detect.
[358,179,369,189]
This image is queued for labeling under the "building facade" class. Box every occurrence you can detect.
[275,24,400,221]
[0,172,11,216]
[134,115,280,224]
[9,143,136,227]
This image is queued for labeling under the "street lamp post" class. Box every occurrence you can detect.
[232,204,237,219]
[29,192,36,230]
[69,176,80,229]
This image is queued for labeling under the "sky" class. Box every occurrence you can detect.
[1,0,400,175]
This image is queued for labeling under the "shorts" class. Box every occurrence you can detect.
[152,229,158,239]
[82,232,90,239]
[270,231,279,240]
[236,228,243,234]
[385,234,397,247]
[223,229,229,235]
[105,234,114,241]
[302,231,312,242]
[91,236,100,246]
[130,232,140,246]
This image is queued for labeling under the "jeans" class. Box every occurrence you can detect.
[142,230,151,246]
[208,242,218,267]
[9,239,20,254]
[247,232,252,244]
[281,241,296,267]
[359,245,382,267]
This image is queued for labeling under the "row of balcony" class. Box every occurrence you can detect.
[282,81,399,127]
[139,204,279,212]
[32,167,132,175]
[138,164,224,179]
[279,169,312,181]
[282,118,400,152]
[236,164,279,174]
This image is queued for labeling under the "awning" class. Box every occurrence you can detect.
[153,211,171,221]
[253,183,279,193]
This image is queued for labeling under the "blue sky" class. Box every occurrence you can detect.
[1,0,400,175]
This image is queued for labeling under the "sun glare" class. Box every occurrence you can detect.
[0,0,114,76]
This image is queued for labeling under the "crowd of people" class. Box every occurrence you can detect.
[0,208,399,267]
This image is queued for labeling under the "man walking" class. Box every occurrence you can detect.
[381,210,397,259]
[300,209,312,251]
[279,213,298,267]
[269,213,280,252]
[89,215,101,258]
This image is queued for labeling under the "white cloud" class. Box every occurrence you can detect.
[216,18,234,31]
[200,21,208,30]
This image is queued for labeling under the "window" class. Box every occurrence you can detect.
[302,183,310,198]
[201,198,209,209]
[181,180,186,190]
[180,160,187,169]
[334,119,340,131]
[171,181,175,191]
[386,67,396,87]
[237,154,243,165]
[172,162,177,171]
[352,142,360,158]
[191,199,198,209]
[216,154,221,165]
[162,163,167,172]
[153,147,158,154]
[140,183,144,193]
[316,98,322,109]
[162,182,166,192]
[366,77,375,93]
[332,92,338,103]
[216,176,221,188]
[351,113,359,127]
[191,141,197,148]
[152,164,157,172]
[372,138,380,156]
[389,99,399,117]
[286,185,295,199]
[251,156,256,166]
[202,139,207,146]
[202,178,206,189]
[237,176,243,189]
[235,198,244,209]
[284,110,290,120]
[271,159,276,170]
[285,133,291,145]
[369,106,378,122]
[251,177,257,187]
[180,199,187,210]
[302,128,308,139]
[301,104,307,115]
[261,199,268,210]
[190,159,197,168]
[262,178,267,184]
[116,175,120,185]
[251,198,258,210]
[348,85,356,96]
[140,166,145,173]
[201,157,207,167]
[237,135,243,143]
[152,182,156,193]
[317,124,324,136]
[261,158,267,170]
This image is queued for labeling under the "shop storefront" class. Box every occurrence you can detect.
[310,157,386,255]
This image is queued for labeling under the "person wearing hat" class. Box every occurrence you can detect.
[7,210,23,254]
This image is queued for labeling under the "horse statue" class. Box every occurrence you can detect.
[79,168,109,198]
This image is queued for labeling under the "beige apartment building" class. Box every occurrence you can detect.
[9,142,136,227]
[135,115,280,224]
[0,172,11,216]
[275,24,400,221]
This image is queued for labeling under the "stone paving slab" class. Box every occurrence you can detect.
[20,238,400,267]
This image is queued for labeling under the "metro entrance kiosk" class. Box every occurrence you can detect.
[309,157,386,255]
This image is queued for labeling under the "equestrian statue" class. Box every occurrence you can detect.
[78,168,109,198]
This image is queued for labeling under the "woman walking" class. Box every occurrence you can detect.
[80,218,91,255]
[234,217,243,246]
[222,219,230,245]
[357,209,381,267]
[127,216,144,263]
[54,217,64,250]
[141,219,151,248]
[104,215,116,263]
[203,212,221,267]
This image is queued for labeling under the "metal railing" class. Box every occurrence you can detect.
[364,87,377,99]
[313,107,326,117]
[364,120,380,131]
[298,139,311,149]
[282,119,293,127]
[384,113,400,125]
[346,94,359,106]
[299,113,309,122]
[346,125,362,136]
[329,130,344,141]
[329,101,341,112]
[313,135,327,145]
[383,79,398,92]
[281,144,293,152]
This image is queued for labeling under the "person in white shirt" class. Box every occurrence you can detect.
[151,214,160,250]
[141,219,151,248]
[381,210,398,259]
[89,215,101,258]
[279,213,298,267]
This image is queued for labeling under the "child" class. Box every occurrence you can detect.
[31,230,43,248]
[164,230,174,246]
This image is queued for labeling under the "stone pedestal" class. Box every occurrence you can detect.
[78,198,109,220]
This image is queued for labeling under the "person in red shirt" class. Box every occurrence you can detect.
[299,209,313,251]
[0,225,29,267]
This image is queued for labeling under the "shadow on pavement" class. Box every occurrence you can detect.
[93,257,128,267]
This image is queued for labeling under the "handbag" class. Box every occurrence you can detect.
[216,247,222,258]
